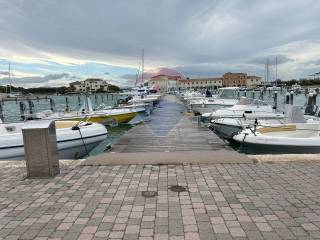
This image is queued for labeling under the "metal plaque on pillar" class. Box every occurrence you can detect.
[22,120,60,178]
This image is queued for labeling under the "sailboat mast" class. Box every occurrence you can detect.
[275,56,278,85]
[266,58,269,83]
[8,63,12,94]
[141,49,144,85]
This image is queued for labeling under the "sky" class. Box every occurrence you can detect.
[0,0,320,88]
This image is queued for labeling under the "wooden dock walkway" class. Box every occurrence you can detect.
[83,95,251,165]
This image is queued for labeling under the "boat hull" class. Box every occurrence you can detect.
[210,122,243,140]
[235,141,320,154]
[0,123,108,160]
[57,112,137,125]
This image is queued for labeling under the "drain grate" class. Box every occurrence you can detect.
[169,185,187,193]
[141,191,158,198]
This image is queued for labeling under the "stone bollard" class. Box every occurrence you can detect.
[22,120,60,178]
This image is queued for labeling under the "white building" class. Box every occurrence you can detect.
[177,77,223,89]
[70,79,109,92]
[246,75,263,87]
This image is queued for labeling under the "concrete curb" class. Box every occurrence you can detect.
[81,150,252,166]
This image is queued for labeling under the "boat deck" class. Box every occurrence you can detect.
[84,95,250,165]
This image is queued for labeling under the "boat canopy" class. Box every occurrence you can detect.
[236,98,268,106]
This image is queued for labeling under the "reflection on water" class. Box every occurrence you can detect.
[87,124,133,157]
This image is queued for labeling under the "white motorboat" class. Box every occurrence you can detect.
[190,87,240,114]
[0,120,108,160]
[210,117,284,140]
[205,98,282,120]
[128,94,161,106]
[209,105,303,140]
[232,120,320,154]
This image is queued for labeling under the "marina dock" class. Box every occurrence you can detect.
[83,95,251,165]
[1,95,320,240]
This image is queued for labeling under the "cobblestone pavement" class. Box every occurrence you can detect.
[1,161,320,240]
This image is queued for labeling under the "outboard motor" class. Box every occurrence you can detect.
[205,89,212,97]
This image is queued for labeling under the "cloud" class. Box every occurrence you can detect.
[308,59,320,65]
[0,71,11,76]
[119,74,137,80]
[248,54,294,65]
[0,72,75,86]
[103,72,110,75]
[0,0,319,82]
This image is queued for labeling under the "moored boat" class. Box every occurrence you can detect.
[232,120,320,154]
[0,120,108,160]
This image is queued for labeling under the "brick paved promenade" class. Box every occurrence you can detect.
[1,161,320,240]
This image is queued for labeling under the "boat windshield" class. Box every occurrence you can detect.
[218,89,238,99]
[236,98,268,106]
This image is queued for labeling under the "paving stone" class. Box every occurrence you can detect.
[1,147,320,240]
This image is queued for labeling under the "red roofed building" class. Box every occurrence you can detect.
[148,74,182,92]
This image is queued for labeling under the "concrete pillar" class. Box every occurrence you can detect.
[22,120,60,178]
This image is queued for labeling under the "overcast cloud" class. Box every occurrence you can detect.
[0,0,319,87]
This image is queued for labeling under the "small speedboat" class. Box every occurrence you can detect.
[210,117,284,140]
[0,120,108,160]
[128,94,161,106]
[203,98,282,121]
[232,120,320,154]
[210,105,304,140]
[190,87,239,114]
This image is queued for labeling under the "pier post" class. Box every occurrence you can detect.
[244,90,246,97]
[95,95,98,104]
[308,91,317,106]
[49,98,55,111]
[22,120,60,178]
[252,91,255,99]
[273,91,278,109]
[290,91,294,105]
[260,91,264,100]
[19,102,25,121]
[0,102,3,122]
[65,97,70,112]
[28,100,34,115]
[78,96,81,107]
[285,92,290,105]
